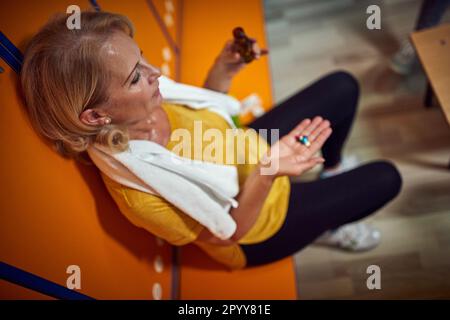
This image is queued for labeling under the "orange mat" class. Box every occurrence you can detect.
[0,0,298,300]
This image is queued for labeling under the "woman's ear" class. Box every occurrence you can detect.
[79,108,111,126]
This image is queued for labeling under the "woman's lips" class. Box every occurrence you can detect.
[152,87,161,98]
[152,79,161,98]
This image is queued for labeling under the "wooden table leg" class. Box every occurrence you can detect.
[424,81,433,108]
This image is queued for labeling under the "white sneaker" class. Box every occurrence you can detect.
[319,155,360,179]
[390,39,417,75]
[314,222,381,252]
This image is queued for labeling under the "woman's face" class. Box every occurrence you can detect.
[81,31,171,145]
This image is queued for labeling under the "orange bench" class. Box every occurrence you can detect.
[0,0,298,300]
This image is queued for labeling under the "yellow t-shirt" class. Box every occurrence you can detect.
[101,102,291,270]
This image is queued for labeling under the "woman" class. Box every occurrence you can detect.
[21,11,402,270]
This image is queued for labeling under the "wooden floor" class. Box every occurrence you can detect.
[264,0,450,299]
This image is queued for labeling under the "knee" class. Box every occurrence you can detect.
[327,70,360,106]
[332,71,360,97]
[370,160,403,200]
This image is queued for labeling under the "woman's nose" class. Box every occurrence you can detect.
[146,65,161,83]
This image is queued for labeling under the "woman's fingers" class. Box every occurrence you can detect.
[309,128,332,153]
[302,157,325,171]
[291,125,332,160]
[290,116,323,138]
[252,42,269,59]
[288,116,326,149]
[289,118,312,138]
[222,40,244,63]
[309,119,330,141]
[252,42,260,58]
[302,116,323,136]
[292,156,325,175]
[283,118,311,147]
[260,48,269,56]
[279,117,332,162]
[223,39,269,63]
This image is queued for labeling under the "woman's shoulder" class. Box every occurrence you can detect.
[99,172,166,210]
[99,172,200,224]
[99,172,204,246]
[161,101,187,115]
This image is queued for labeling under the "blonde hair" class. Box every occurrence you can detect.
[21,11,134,159]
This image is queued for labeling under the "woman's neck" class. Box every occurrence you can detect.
[127,105,171,147]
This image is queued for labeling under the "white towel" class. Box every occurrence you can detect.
[87,76,243,240]
[158,75,240,128]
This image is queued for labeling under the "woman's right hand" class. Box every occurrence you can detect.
[259,117,332,177]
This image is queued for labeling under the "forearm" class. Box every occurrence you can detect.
[196,164,275,246]
[204,36,267,93]
[203,60,233,93]
[229,164,275,241]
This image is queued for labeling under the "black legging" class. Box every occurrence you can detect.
[240,71,402,267]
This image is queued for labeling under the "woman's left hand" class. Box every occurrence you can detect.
[203,39,269,93]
